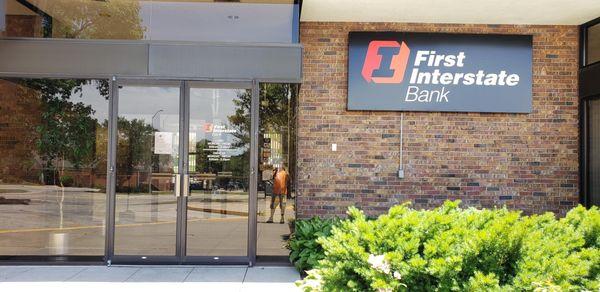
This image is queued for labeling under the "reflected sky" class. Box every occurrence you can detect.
[79,82,109,122]
[117,85,249,156]
[140,2,294,43]
[191,88,248,156]
[118,86,180,132]
[6,0,295,43]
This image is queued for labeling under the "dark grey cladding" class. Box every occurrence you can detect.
[0,38,303,82]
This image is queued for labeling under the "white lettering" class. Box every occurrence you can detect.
[409,68,419,84]
[439,87,449,102]
[506,74,520,86]
[456,52,466,67]
[404,86,450,103]
[405,86,419,101]
[414,51,429,66]
[440,73,453,85]
[406,51,520,87]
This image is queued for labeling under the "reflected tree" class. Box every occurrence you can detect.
[49,0,145,39]
[228,84,297,188]
[21,79,107,186]
[115,117,153,192]
[228,85,295,147]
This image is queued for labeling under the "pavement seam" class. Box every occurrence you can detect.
[182,267,194,282]
[64,266,88,282]
[241,266,249,283]
[239,267,250,292]
[0,266,34,281]
[123,267,142,282]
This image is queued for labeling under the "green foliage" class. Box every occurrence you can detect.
[229,84,297,147]
[59,175,74,187]
[25,79,97,169]
[288,217,338,273]
[50,0,146,40]
[21,79,107,187]
[296,202,600,292]
[115,117,154,191]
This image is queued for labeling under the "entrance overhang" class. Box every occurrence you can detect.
[0,38,303,83]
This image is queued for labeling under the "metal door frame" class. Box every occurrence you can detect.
[106,77,259,266]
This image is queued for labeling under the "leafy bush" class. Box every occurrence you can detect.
[297,201,600,291]
[59,175,74,187]
[288,216,338,273]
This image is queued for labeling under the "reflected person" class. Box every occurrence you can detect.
[267,167,289,224]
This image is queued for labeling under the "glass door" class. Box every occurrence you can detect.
[112,80,183,261]
[183,82,253,262]
[108,80,256,264]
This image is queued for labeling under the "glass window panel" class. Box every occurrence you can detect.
[588,99,600,207]
[0,0,5,35]
[257,83,297,257]
[186,87,250,257]
[114,84,180,256]
[0,78,108,256]
[587,23,600,65]
[2,0,296,43]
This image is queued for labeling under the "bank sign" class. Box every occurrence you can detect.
[348,32,532,113]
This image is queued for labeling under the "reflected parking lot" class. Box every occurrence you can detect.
[0,184,292,256]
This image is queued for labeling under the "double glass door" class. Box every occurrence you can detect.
[109,80,255,264]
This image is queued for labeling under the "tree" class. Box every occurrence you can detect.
[228,84,298,189]
[48,0,145,40]
[229,85,296,146]
[115,117,154,192]
[22,79,105,186]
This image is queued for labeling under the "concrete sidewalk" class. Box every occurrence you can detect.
[0,265,301,291]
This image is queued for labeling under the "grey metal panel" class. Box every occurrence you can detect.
[105,77,118,264]
[0,38,302,82]
[188,81,252,89]
[248,80,259,266]
[0,39,148,76]
[117,79,182,87]
[149,43,302,82]
[177,80,187,261]
[0,0,5,32]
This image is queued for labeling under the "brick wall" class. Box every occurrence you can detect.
[0,16,44,183]
[5,15,43,37]
[0,80,42,183]
[297,22,579,218]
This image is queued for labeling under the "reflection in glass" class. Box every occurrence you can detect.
[3,0,296,43]
[588,99,600,206]
[0,78,108,255]
[186,87,250,256]
[257,83,297,257]
[114,84,180,256]
[587,23,600,65]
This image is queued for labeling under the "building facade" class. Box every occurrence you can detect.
[297,23,580,218]
[0,0,598,265]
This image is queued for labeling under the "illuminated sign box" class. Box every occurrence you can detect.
[348,32,532,113]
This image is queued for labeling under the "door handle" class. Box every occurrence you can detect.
[175,174,181,197]
[183,174,190,197]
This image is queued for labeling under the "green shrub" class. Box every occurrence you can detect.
[288,216,338,273]
[59,175,74,187]
[297,201,600,291]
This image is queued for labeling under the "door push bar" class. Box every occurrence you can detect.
[175,174,190,197]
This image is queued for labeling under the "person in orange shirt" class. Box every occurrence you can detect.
[267,167,289,224]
